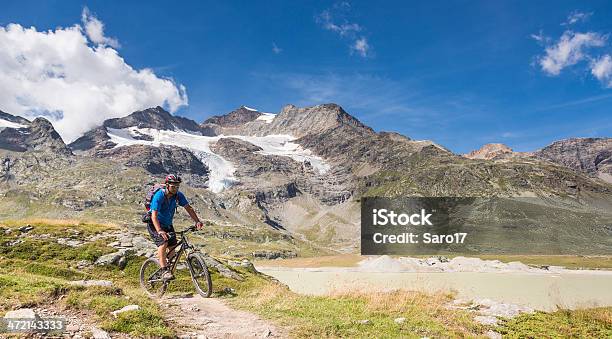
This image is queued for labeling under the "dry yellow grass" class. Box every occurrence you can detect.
[330,288,454,314]
[234,279,484,338]
[241,280,296,308]
[574,307,612,324]
[254,254,363,268]
[328,288,480,335]
[0,218,120,229]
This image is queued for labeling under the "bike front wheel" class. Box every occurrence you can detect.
[186,253,212,298]
[140,258,168,297]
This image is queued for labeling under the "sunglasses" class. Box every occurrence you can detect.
[168,184,180,188]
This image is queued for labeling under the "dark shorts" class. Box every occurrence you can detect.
[147,221,177,247]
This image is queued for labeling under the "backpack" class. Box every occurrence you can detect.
[142,183,179,223]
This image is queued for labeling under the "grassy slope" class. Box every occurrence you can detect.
[0,220,172,336]
[497,308,612,338]
[0,220,610,338]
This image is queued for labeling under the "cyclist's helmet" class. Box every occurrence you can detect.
[165,174,182,185]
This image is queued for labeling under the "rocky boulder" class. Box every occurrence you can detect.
[95,250,132,269]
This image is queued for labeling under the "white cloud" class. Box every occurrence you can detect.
[591,55,612,87]
[351,37,369,57]
[272,42,282,54]
[530,33,545,42]
[530,30,551,45]
[0,16,188,142]
[81,7,120,48]
[538,31,606,75]
[316,3,371,57]
[533,12,612,88]
[318,10,362,37]
[562,11,593,26]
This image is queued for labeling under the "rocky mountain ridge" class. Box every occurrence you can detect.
[0,113,72,155]
[0,110,30,125]
[203,106,264,127]
[465,138,612,184]
[534,138,612,183]
[104,106,209,134]
[0,105,611,253]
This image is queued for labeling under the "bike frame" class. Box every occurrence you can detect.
[166,227,198,274]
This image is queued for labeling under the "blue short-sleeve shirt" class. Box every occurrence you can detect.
[150,189,188,226]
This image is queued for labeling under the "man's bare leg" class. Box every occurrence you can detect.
[158,242,168,268]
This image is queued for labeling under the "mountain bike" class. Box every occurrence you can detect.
[140,225,212,298]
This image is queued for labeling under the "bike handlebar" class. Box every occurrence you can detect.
[174,225,197,235]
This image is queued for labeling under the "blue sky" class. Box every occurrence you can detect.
[1,1,611,152]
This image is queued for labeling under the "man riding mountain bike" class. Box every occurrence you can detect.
[146,174,204,280]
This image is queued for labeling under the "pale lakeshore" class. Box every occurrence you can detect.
[256,255,612,312]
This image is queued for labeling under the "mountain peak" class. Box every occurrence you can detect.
[464,143,514,160]
[104,106,202,133]
[203,106,263,127]
[271,103,372,138]
[70,106,213,152]
[0,114,71,155]
[281,104,297,113]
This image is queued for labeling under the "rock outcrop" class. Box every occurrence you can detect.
[70,106,216,153]
[104,106,210,134]
[0,110,30,125]
[534,138,612,183]
[464,143,515,160]
[0,111,72,155]
[69,126,115,152]
[203,106,263,127]
[93,144,209,187]
[68,107,211,186]
[261,103,373,138]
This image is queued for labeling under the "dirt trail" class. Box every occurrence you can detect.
[160,295,287,339]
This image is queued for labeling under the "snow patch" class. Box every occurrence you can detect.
[0,118,27,130]
[243,106,258,111]
[105,127,330,193]
[256,112,276,124]
[106,127,237,193]
[230,134,330,173]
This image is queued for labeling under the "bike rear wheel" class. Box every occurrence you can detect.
[140,258,168,297]
[186,253,212,298]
